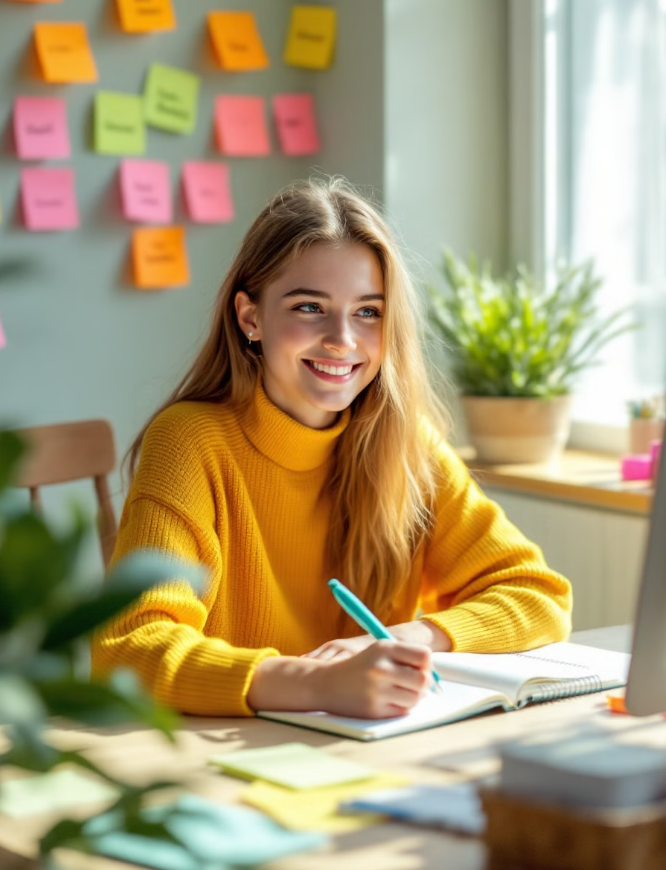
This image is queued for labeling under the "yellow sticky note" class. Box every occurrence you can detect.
[241,773,410,834]
[33,22,98,83]
[207,12,269,71]
[284,5,336,70]
[115,0,176,33]
[132,226,189,289]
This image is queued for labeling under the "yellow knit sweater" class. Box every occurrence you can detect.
[92,382,572,716]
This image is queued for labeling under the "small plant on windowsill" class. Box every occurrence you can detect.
[428,250,636,464]
[0,429,211,868]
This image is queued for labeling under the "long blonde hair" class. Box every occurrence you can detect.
[126,177,449,619]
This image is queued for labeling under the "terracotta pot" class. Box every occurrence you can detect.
[461,395,573,464]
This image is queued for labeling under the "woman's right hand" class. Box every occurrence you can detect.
[247,640,433,719]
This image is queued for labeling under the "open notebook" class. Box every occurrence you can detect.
[258,642,630,741]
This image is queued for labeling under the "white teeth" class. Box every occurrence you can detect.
[310,361,354,376]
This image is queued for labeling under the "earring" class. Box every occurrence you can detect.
[247,331,253,346]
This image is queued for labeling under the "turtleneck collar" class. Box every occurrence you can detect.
[238,379,351,472]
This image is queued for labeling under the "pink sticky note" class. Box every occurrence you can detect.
[0,315,5,350]
[21,167,79,231]
[120,159,172,224]
[182,162,234,224]
[14,96,70,160]
[273,93,320,156]
[214,95,270,157]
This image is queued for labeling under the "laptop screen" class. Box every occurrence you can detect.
[625,434,666,715]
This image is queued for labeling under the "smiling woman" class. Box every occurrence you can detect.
[91,177,573,722]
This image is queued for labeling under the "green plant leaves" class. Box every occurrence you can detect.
[428,250,637,397]
[41,550,206,651]
[0,430,24,493]
[34,670,179,739]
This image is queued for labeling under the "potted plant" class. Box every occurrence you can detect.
[428,251,635,464]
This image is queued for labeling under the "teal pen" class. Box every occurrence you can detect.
[328,578,444,696]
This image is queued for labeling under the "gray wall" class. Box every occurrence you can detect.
[0,0,384,566]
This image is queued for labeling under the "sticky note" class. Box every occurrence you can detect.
[132,226,189,289]
[144,63,199,134]
[21,167,78,231]
[0,770,117,819]
[207,12,269,71]
[115,0,176,33]
[242,773,409,833]
[120,159,171,224]
[182,162,234,224]
[210,743,375,790]
[14,96,70,161]
[94,92,145,155]
[214,96,270,157]
[273,94,320,156]
[33,22,97,83]
[284,5,336,70]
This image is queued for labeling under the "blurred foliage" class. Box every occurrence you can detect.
[0,430,209,868]
[429,250,636,398]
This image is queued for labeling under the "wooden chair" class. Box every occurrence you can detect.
[15,419,118,568]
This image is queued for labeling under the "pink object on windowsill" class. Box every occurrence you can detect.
[621,454,653,481]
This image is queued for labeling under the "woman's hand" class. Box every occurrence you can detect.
[247,641,433,719]
[303,619,452,662]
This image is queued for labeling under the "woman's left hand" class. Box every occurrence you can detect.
[303,619,451,661]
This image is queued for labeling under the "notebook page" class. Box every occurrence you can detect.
[259,681,508,741]
[432,642,631,705]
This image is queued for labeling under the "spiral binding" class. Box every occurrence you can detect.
[522,673,603,705]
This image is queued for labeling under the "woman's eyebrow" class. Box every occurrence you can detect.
[282,287,385,302]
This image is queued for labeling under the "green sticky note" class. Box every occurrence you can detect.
[210,742,376,790]
[0,769,118,819]
[144,63,199,134]
[95,91,145,155]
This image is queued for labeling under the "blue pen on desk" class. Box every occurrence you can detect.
[328,578,444,696]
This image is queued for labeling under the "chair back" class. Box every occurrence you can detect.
[15,419,118,568]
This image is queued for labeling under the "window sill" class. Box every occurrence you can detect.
[457,447,653,516]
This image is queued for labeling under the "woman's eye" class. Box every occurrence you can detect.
[357,307,382,318]
[296,302,322,313]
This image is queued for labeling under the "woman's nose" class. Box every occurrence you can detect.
[322,316,357,353]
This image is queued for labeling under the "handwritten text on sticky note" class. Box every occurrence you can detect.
[94,92,145,155]
[284,5,336,69]
[120,159,171,224]
[214,96,270,157]
[132,226,189,289]
[144,63,199,134]
[21,167,79,231]
[115,0,176,33]
[182,162,234,224]
[273,94,320,156]
[207,12,269,71]
[33,22,97,83]
[14,96,70,160]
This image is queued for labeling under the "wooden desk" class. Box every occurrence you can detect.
[2,627,664,870]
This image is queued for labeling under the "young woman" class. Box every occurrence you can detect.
[92,178,572,720]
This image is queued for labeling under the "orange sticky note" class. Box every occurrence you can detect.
[132,226,189,289]
[207,12,269,71]
[115,0,176,33]
[606,691,628,714]
[34,23,97,83]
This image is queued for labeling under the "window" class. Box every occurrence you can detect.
[543,0,666,430]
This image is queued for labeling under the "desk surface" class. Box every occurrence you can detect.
[1,626,663,870]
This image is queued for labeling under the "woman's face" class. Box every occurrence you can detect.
[236,242,385,429]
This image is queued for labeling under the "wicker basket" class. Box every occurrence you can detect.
[480,788,666,870]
